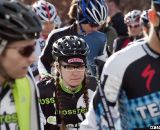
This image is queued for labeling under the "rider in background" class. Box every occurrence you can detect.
[106,0,128,37]
[80,0,160,129]
[0,1,42,130]
[140,10,150,38]
[31,0,62,80]
[37,35,97,130]
[38,0,108,77]
[112,9,143,53]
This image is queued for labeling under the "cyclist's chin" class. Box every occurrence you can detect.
[10,73,26,79]
[69,80,82,87]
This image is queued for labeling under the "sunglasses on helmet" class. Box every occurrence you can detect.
[7,43,36,57]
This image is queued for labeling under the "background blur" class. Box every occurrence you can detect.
[22,0,151,26]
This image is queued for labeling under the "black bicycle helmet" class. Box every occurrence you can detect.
[140,10,149,27]
[52,35,89,58]
[78,0,108,25]
[0,1,42,42]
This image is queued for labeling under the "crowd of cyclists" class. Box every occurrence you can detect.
[0,0,160,130]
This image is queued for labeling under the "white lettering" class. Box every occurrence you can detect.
[148,103,160,117]
[136,103,160,119]
[136,106,147,119]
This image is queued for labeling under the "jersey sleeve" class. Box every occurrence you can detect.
[80,86,121,130]
[80,53,126,130]
[80,97,99,130]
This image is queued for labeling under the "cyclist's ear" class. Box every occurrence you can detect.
[148,9,159,25]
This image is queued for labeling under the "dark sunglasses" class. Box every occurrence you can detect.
[7,44,36,57]
[128,24,140,28]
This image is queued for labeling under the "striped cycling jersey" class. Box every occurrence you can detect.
[80,39,160,130]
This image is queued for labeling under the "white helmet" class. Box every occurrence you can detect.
[124,10,142,24]
[32,0,59,23]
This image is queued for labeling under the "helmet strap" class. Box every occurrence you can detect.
[0,39,7,55]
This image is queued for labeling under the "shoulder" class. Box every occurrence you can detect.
[115,36,130,42]
[102,40,146,78]
[108,40,146,65]
[89,31,106,38]
[47,24,77,43]
[37,76,55,89]
[87,31,107,44]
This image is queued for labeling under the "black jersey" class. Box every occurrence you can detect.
[112,36,133,52]
[80,40,160,130]
[37,75,97,130]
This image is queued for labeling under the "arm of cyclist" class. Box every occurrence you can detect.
[38,58,50,78]
[80,86,120,130]
[38,31,55,75]
[80,54,123,130]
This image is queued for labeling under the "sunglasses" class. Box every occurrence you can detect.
[61,64,86,71]
[128,24,140,28]
[7,44,36,57]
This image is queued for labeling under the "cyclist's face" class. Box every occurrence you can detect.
[0,39,36,79]
[59,62,86,88]
[41,21,54,36]
[127,23,143,37]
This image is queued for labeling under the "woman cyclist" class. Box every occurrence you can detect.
[37,35,97,130]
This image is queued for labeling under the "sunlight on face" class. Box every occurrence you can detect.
[0,39,36,79]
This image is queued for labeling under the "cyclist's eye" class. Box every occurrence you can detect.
[66,65,74,70]
[62,65,74,70]
[61,64,85,71]
[76,65,85,69]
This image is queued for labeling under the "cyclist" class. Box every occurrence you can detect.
[113,9,143,53]
[106,0,128,37]
[38,0,108,77]
[0,1,42,130]
[80,0,160,129]
[37,35,98,130]
[140,10,150,37]
[31,0,62,80]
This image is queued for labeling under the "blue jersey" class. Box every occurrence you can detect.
[80,31,106,76]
